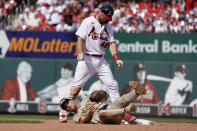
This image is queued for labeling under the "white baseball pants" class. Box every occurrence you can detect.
[72,55,120,102]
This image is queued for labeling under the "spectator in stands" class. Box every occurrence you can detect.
[155,20,168,33]
[14,14,27,30]
[23,7,31,26]
[28,12,41,30]
[29,4,35,18]
[4,0,16,14]
[2,0,197,33]
[0,0,7,20]
[56,20,68,32]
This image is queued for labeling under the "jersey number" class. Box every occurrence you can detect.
[101,42,109,48]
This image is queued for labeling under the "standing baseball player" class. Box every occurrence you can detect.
[68,4,123,104]
[60,81,146,124]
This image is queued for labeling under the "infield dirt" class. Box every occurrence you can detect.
[0,119,197,131]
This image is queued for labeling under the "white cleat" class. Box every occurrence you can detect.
[59,109,68,123]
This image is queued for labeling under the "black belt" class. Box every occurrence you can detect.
[85,54,103,57]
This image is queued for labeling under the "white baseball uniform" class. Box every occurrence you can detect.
[164,77,193,106]
[72,16,120,102]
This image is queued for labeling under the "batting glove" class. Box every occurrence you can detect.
[77,53,84,61]
[116,60,123,71]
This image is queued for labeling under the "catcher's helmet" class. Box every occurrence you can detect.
[60,97,70,110]
[100,4,114,20]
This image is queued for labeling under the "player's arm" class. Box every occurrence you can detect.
[79,105,95,123]
[69,86,81,100]
[109,41,123,70]
[76,37,85,61]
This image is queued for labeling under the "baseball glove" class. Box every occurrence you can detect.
[89,90,108,103]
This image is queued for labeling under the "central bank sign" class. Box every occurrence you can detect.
[118,39,197,54]
[111,33,197,61]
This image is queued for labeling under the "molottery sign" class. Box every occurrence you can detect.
[0,31,78,58]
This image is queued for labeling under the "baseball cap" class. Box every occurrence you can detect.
[175,64,187,73]
[60,97,71,110]
[100,4,114,21]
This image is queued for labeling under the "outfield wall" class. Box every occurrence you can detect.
[0,30,197,117]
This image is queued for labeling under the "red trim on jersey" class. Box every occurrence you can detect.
[100,11,112,21]
[113,53,120,62]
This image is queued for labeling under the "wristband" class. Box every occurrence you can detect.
[113,53,120,62]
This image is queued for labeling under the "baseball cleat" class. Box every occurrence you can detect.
[123,113,136,123]
[59,110,68,123]
[129,81,146,95]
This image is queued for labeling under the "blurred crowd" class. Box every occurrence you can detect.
[1,0,197,33]
[0,0,16,21]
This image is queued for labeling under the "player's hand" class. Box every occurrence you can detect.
[116,60,123,71]
[125,104,136,113]
[77,53,84,61]
[88,105,95,114]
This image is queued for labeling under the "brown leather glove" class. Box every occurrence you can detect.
[89,90,108,103]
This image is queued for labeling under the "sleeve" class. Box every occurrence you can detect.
[79,98,94,117]
[73,98,91,123]
[1,80,14,100]
[108,24,115,43]
[185,80,193,92]
[75,18,89,40]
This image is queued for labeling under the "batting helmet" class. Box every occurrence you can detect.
[60,97,70,110]
[100,4,114,21]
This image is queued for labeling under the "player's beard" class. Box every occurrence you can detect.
[99,14,109,24]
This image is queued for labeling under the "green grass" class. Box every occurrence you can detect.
[0,114,58,119]
[0,119,43,123]
[0,114,73,120]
